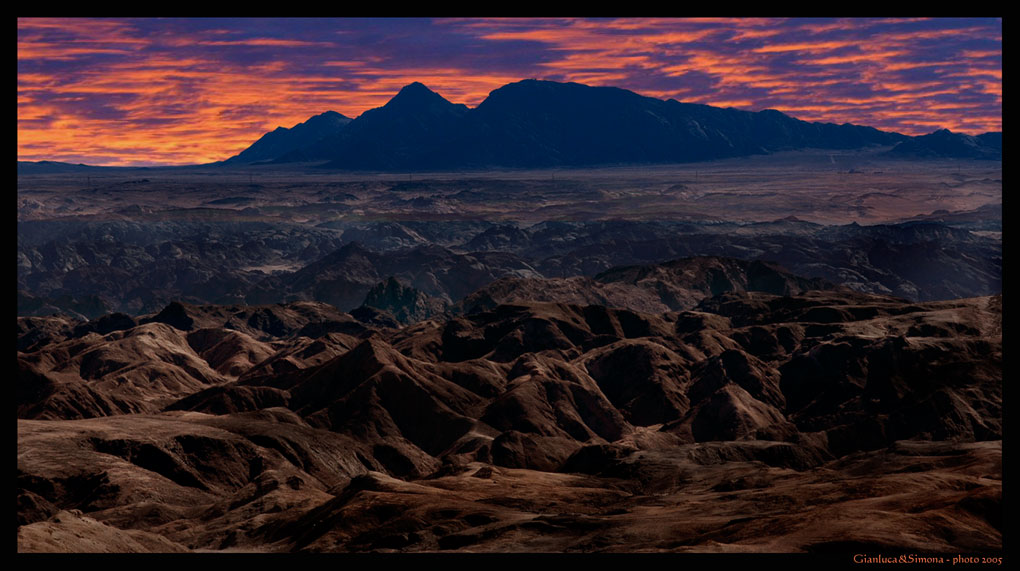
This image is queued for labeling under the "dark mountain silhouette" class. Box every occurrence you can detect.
[977,131,1002,149]
[223,110,351,165]
[236,79,909,170]
[456,80,903,167]
[17,161,119,174]
[20,82,1002,172]
[886,129,1002,159]
[278,82,471,168]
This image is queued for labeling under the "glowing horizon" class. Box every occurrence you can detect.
[18,17,1002,167]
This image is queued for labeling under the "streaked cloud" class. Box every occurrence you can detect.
[17,17,1001,166]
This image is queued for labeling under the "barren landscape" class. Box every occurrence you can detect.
[17,150,1002,558]
[17,150,1002,318]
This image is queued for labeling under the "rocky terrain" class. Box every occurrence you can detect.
[17,257,1002,553]
[17,216,1001,320]
[17,140,1002,556]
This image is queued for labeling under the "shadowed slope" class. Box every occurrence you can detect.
[17,289,1001,553]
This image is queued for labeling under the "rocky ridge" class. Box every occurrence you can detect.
[17,277,1002,553]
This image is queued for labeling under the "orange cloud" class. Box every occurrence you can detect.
[197,38,336,48]
[695,99,756,109]
[802,50,908,66]
[17,17,1001,165]
[752,40,858,53]
[539,53,654,71]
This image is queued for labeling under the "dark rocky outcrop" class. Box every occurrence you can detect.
[358,276,448,324]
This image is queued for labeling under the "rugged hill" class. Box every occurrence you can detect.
[18,211,1001,320]
[249,241,542,312]
[358,276,449,324]
[17,300,379,420]
[17,286,1002,553]
[454,256,839,315]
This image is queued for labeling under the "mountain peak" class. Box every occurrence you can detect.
[398,81,433,95]
[295,110,351,130]
[367,82,468,121]
[387,82,446,105]
[305,110,349,123]
[352,81,467,129]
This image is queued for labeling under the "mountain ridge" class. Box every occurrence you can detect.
[885,128,1002,160]
[219,79,922,170]
[20,79,1001,170]
[222,110,352,165]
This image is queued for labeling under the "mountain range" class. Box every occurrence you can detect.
[17,79,1002,173]
[886,128,1002,160]
[223,110,352,165]
[216,79,1000,170]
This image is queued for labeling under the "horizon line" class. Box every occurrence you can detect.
[18,79,1000,169]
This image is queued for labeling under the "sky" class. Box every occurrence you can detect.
[17,17,1002,167]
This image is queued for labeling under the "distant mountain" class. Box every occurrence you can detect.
[223,110,351,164]
[20,81,1002,172]
[455,80,904,167]
[976,131,1002,149]
[238,79,909,170]
[281,82,471,168]
[17,161,117,174]
[886,129,1002,160]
